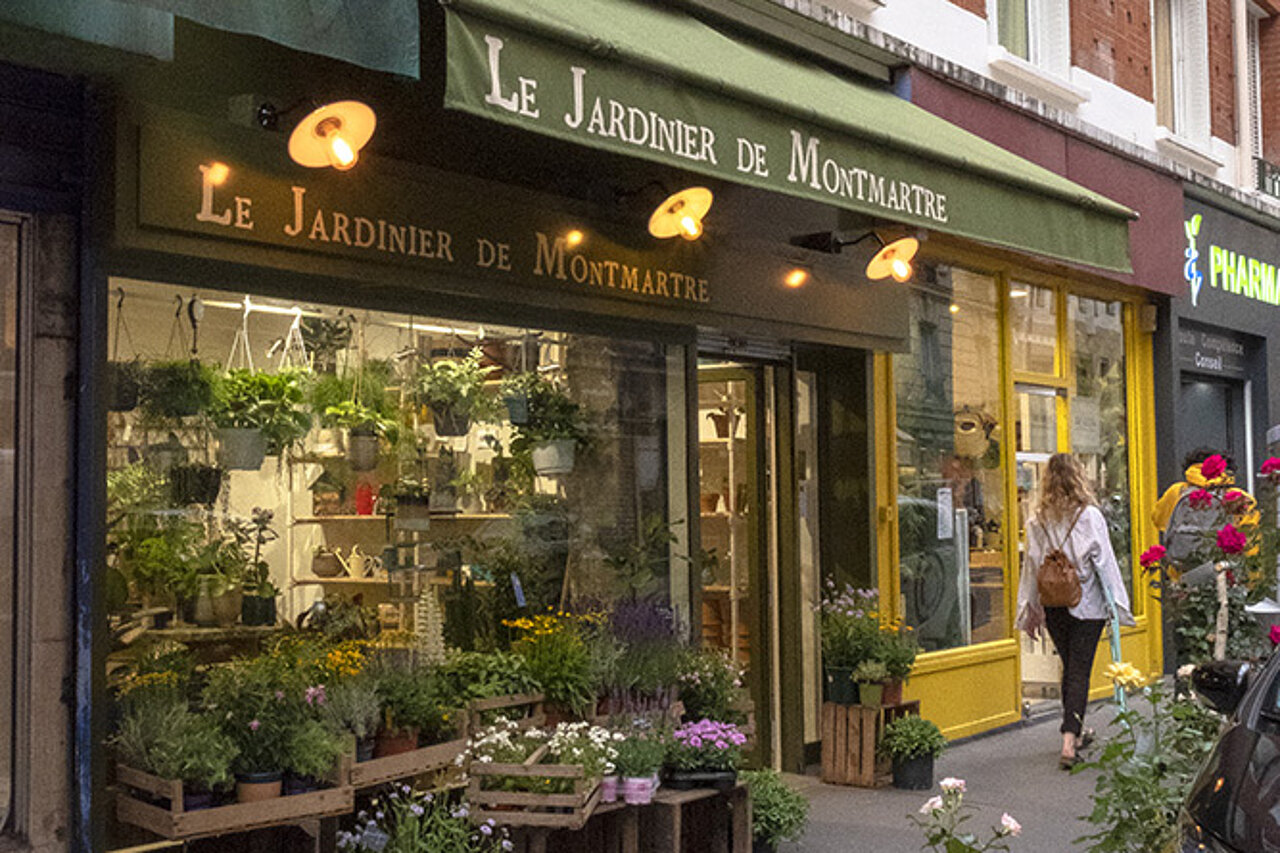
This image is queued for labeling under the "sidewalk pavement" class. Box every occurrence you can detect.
[782,707,1116,852]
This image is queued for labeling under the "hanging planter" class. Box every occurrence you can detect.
[531,439,576,475]
[240,595,277,627]
[346,430,380,472]
[431,406,471,437]
[503,392,530,425]
[217,428,267,471]
[169,463,224,506]
[107,361,142,412]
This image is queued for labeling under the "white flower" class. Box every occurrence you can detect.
[919,796,944,814]
[1000,813,1022,836]
[939,777,966,793]
[1177,663,1196,679]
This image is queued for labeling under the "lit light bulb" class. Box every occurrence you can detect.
[679,214,702,240]
[949,303,960,314]
[326,131,357,170]
[890,257,912,282]
[206,161,230,185]
[784,268,808,288]
[565,229,585,247]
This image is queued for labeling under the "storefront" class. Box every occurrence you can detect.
[1156,193,1280,496]
[0,2,1146,847]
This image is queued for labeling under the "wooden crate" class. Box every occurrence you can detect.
[468,742,601,830]
[820,701,920,788]
[334,733,468,790]
[114,764,353,840]
[468,692,546,732]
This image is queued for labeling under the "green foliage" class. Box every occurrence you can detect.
[106,464,169,529]
[115,518,204,602]
[852,659,889,683]
[375,667,459,743]
[612,734,666,777]
[742,769,810,847]
[210,368,312,454]
[1164,581,1267,666]
[299,314,352,373]
[504,371,590,446]
[677,648,746,724]
[1075,681,1223,853]
[339,789,511,853]
[320,677,383,741]
[202,654,300,775]
[909,782,1021,852]
[111,697,238,791]
[140,359,217,420]
[305,595,381,643]
[323,399,401,443]
[603,515,679,599]
[417,347,500,421]
[508,613,598,716]
[432,650,542,707]
[878,715,946,760]
[284,717,347,781]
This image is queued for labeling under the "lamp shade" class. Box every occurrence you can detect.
[648,187,713,240]
[865,236,918,281]
[287,101,377,170]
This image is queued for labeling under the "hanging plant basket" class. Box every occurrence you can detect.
[107,361,142,412]
[217,428,267,471]
[432,406,471,437]
[394,495,432,531]
[531,439,576,475]
[169,463,224,506]
[503,392,530,425]
[346,431,380,472]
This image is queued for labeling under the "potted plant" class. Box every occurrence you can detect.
[299,313,352,374]
[880,625,919,706]
[678,648,747,724]
[852,660,889,707]
[321,398,401,471]
[380,476,432,530]
[615,735,665,805]
[879,715,946,791]
[202,656,296,803]
[115,520,202,620]
[742,768,810,853]
[319,676,383,762]
[168,462,224,506]
[505,372,590,475]
[140,359,216,421]
[111,696,238,811]
[507,612,597,720]
[663,719,747,792]
[282,714,345,795]
[338,788,511,852]
[417,347,498,436]
[239,508,280,626]
[372,668,449,757]
[209,368,312,470]
[819,584,884,705]
[107,359,144,412]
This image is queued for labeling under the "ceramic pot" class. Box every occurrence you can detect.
[347,432,380,471]
[622,775,656,805]
[432,407,471,436]
[503,393,529,425]
[169,463,223,506]
[374,727,420,758]
[858,682,884,707]
[191,578,241,628]
[883,680,904,706]
[217,428,267,471]
[531,439,576,475]
[236,770,283,803]
[892,755,934,790]
[824,668,856,705]
[311,551,347,578]
[356,737,376,763]
[600,775,619,804]
[662,768,737,793]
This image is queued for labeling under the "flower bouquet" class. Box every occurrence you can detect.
[663,719,747,792]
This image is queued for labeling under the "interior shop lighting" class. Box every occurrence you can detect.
[1009,286,1030,298]
[258,100,376,171]
[389,321,483,337]
[648,187,712,241]
[788,229,918,283]
[203,297,322,318]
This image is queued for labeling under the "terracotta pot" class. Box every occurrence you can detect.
[374,727,420,758]
[882,680,904,706]
[236,771,282,803]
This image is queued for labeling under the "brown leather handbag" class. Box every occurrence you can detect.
[1037,509,1085,608]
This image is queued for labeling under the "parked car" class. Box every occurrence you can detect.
[1174,651,1280,851]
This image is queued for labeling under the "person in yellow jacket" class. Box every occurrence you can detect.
[1152,448,1258,585]
[1153,448,1258,533]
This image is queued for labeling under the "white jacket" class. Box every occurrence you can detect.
[1016,504,1135,627]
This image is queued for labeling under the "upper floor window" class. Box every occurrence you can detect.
[993,0,1070,77]
[1153,0,1211,146]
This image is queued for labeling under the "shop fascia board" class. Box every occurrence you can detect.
[672,0,899,84]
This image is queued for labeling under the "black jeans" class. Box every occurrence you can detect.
[1043,607,1106,736]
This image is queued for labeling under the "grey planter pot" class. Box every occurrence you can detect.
[217,428,266,470]
[346,432,380,471]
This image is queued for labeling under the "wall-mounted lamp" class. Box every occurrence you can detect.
[790,229,919,282]
[564,229,585,248]
[258,100,376,171]
[648,187,712,241]
[784,267,809,288]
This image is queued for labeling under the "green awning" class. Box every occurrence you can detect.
[441,0,1135,273]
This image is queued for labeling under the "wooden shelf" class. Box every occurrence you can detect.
[293,513,512,524]
[294,576,391,585]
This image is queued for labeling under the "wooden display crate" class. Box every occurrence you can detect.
[334,732,468,790]
[468,742,601,830]
[819,700,920,788]
[467,692,546,732]
[114,764,353,840]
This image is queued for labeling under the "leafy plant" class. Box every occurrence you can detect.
[338,788,510,853]
[742,768,810,848]
[140,359,217,420]
[202,654,299,775]
[504,371,590,447]
[375,667,458,743]
[506,612,598,715]
[878,715,946,761]
[433,650,542,706]
[106,464,169,529]
[852,659,889,684]
[1075,680,1222,852]
[322,398,401,443]
[111,698,238,792]
[115,519,204,603]
[911,778,1022,852]
[209,368,312,455]
[612,734,665,778]
[320,677,383,742]
[666,719,747,771]
[303,595,380,642]
[235,507,279,598]
[300,313,352,373]
[284,716,346,781]
[677,648,746,724]
[417,347,500,422]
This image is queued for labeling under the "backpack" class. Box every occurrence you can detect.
[1037,509,1084,608]
[1161,487,1218,567]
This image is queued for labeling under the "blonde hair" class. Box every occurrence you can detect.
[1035,453,1094,522]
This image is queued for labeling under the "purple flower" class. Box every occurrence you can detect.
[274,690,285,701]
[481,824,493,836]
[249,719,260,731]
[409,804,424,817]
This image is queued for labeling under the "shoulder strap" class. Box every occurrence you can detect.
[1045,507,1085,553]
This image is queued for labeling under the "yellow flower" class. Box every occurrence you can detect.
[1104,661,1145,690]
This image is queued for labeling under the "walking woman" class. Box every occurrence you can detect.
[1016,453,1134,769]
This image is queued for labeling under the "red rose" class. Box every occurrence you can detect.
[1200,454,1228,481]
[1216,523,1248,555]
[1270,625,1280,646]
[1139,545,1166,569]
[1187,488,1214,510]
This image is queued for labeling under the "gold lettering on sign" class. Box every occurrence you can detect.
[531,232,709,304]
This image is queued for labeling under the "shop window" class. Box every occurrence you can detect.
[102,279,687,846]
[1068,295,1132,593]
[895,266,1007,652]
[994,0,1070,75]
[1153,0,1211,147]
[1007,281,1057,375]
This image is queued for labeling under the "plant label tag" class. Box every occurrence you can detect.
[511,572,526,607]
[360,827,390,851]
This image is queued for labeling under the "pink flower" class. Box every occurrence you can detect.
[688,736,703,748]
[274,690,285,701]
[1217,524,1248,555]
[1000,813,1022,836]
[1223,490,1249,511]
[1261,457,1280,477]
[1200,454,1228,482]
[1271,625,1280,646]
[1187,488,1214,510]
[919,795,944,814]
[249,719,260,731]
[1140,545,1166,569]
[939,777,966,793]
[305,685,327,706]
